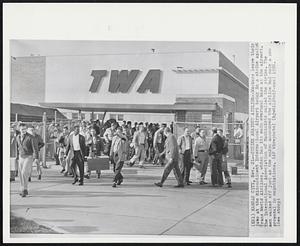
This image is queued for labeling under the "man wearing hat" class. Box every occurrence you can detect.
[208,127,224,187]
[65,124,86,185]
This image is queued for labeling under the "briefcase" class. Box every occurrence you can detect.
[87,156,110,171]
[193,161,203,172]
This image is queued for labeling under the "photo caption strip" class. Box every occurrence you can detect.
[249,42,284,237]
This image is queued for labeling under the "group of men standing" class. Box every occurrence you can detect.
[154,126,232,188]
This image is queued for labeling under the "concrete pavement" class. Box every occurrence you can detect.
[10,161,249,237]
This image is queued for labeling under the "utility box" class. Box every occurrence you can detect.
[231,166,238,175]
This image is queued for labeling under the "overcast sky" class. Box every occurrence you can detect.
[11,40,249,75]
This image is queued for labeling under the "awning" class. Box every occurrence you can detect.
[11,103,67,119]
[39,102,217,113]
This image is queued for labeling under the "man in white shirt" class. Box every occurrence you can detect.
[103,122,117,155]
[193,129,210,185]
[65,124,86,185]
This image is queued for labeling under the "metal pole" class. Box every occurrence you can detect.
[223,114,226,133]
[15,113,18,123]
[78,110,81,121]
[42,112,47,167]
[101,110,107,127]
[54,110,57,124]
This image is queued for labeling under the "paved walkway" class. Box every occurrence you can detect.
[10,161,249,237]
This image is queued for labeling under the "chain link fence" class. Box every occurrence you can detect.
[10,111,249,169]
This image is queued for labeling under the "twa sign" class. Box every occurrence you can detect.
[89,69,161,93]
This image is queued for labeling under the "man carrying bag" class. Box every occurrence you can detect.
[85,128,105,179]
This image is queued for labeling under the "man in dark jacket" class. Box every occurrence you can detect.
[208,127,224,187]
[27,125,45,180]
[65,124,86,185]
[16,123,39,197]
[218,129,232,188]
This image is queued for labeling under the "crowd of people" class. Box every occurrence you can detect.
[11,119,233,197]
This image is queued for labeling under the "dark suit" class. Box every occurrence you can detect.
[66,133,86,183]
[178,135,193,183]
[209,134,224,186]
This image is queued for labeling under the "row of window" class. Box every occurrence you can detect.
[69,112,211,122]
[70,112,124,121]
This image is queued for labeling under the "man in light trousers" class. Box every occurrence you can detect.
[193,129,210,185]
[129,124,148,168]
[16,123,39,197]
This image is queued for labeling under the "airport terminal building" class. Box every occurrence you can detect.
[11,49,248,135]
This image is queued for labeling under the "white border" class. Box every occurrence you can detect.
[3,3,297,243]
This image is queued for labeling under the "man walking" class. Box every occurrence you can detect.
[110,127,127,187]
[193,129,210,185]
[208,127,224,187]
[27,125,44,180]
[154,127,184,188]
[58,125,70,175]
[217,129,232,188]
[178,127,193,185]
[65,124,86,185]
[16,123,39,197]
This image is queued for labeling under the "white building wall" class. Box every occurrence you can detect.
[44,52,220,105]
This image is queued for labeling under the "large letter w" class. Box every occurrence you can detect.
[108,70,140,93]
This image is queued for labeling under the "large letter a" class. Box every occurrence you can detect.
[137,69,161,93]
